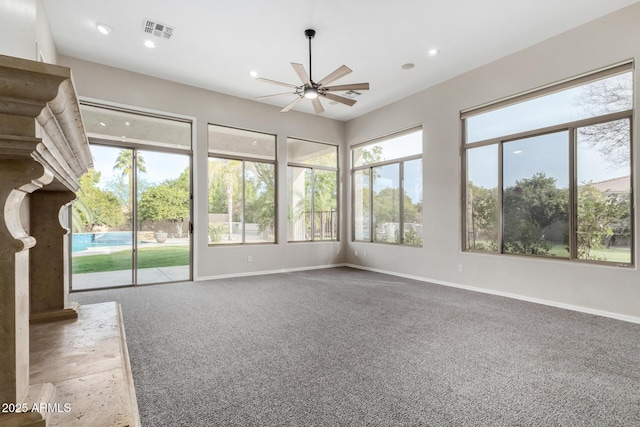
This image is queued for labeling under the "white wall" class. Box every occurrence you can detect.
[0,0,37,59]
[58,55,346,280]
[0,0,56,63]
[345,4,640,320]
[35,0,57,63]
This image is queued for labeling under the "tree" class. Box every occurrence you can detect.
[113,149,147,177]
[208,159,242,240]
[105,174,151,207]
[245,162,275,238]
[313,170,337,239]
[112,150,147,211]
[138,170,190,236]
[372,187,421,243]
[502,173,568,255]
[577,184,630,260]
[361,145,383,165]
[467,183,498,251]
[576,72,632,165]
[73,168,125,232]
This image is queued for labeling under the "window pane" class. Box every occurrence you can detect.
[208,158,242,244]
[353,129,422,167]
[81,105,191,150]
[288,138,337,166]
[466,71,632,143]
[466,145,499,252]
[244,162,275,243]
[577,119,631,264]
[314,169,338,241]
[403,159,422,246]
[208,124,276,160]
[353,170,370,241]
[502,132,569,257]
[72,145,133,289]
[373,164,400,244]
[288,167,312,241]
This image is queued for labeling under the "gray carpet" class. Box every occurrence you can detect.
[72,267,640,426]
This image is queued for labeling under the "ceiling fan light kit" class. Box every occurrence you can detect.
[256,29,370,114]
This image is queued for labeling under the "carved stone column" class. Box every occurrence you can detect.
[0,160,52,424]
[0,54,91,426]
[29,190,78,322]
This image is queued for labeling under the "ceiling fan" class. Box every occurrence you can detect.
[256,29,370,114]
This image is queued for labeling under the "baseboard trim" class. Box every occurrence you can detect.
[196,263,348,282]
[345,263,640,325]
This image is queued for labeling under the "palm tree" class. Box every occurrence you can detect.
[112,149,146,209]
[113,149,146,176]
[208,159,242,240]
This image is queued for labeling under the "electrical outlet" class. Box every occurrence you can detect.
[355,250,358,257]
[247,256,253,263]
[457,264,463,272]
[363,251,367,258]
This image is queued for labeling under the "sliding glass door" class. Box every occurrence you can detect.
[136,150,190,284]
[71,104,192,290]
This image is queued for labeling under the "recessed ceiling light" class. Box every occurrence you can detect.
[249,71,258,78]
[144,40,156,48]
[99,122,106,127]
[401,63,415,70]
[513,150,523,154]
[427,48,440,56]
[96,23,112,35]
[125,121,130,126]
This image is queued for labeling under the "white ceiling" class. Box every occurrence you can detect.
[42,0,638,121]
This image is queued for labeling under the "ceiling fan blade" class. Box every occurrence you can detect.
[256,77,298,89]
[291,63,311,86]
[323,82,370,92]
[317,65,352,86]
[281,96,304,112]
[256,92,295,100]
[312,97,324,114]
[322,92,357,107]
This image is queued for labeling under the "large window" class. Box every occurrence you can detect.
[463,63,633,265]
[287,138,338,241]
[352,128,423,245]
[208,125,276,244]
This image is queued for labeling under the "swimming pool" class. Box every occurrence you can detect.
[72,232,134,252]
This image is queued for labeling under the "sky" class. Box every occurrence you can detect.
[90,145,189,189]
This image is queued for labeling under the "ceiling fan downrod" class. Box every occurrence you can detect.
[305,29,316,83]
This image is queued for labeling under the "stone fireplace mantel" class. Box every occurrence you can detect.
[0,54,92,426]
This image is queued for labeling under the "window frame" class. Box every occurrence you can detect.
[461,63,634,266]
[287,138,340,242]
[207,124,277,246]
[351,127,423,246]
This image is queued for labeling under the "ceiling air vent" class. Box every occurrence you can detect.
[344,90,362,99]
[143,19,174,39]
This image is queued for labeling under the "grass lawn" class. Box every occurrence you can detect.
[73,245,189,274]
[549,244,631,263]
[471,241,630,264]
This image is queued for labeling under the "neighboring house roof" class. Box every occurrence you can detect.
[590,175,630,193]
